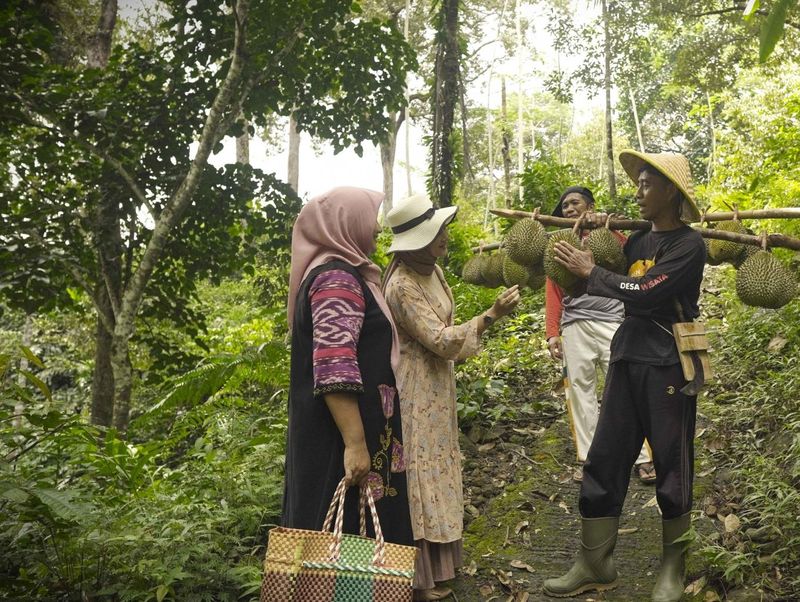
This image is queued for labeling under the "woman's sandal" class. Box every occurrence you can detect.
[413,586,453,601]
[636,461,657,484]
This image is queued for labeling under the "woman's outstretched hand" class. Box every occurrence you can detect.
[491,284,521,318]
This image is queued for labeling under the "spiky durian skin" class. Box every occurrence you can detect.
[462,256,486,285]
[586,227,626,274]
[735,250,798,309]
[544,229,581,294]
[480,252,506,288]
[708,221,748,264]
[504,218,547,267]
[502,255,531,288]
[527,272,546,291]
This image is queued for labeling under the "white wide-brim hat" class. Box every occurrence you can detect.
[619,150,701,223]
[386,193,458,253]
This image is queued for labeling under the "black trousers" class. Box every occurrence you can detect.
[579,360,696,520]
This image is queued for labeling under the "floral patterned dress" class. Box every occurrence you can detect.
[283,261,413,546]
[384,262,481,545]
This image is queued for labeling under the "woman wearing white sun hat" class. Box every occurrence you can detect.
[383,194,520,601]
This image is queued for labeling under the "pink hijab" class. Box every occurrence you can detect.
[287,186,400,372]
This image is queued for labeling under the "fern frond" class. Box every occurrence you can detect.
[147,341,289,415]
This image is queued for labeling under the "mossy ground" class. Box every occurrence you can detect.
[444,398,721,601]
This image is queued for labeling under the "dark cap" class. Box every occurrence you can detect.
[553,186,596,217]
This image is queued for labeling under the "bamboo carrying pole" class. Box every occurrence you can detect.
[469,207,800,252]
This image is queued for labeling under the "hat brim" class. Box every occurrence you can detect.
[387,206,458,253]
[619,150,701,223]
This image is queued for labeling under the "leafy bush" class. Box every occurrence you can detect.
[451,282,560,427]
[695,274,800,596]
[1,342,288,601]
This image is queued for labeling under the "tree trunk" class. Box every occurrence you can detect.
[87,0,117,68]
[500,78,512,207]
[380,111,398,211]
[236,115,250,165]
[108,0,251,432]
[288,112,300,193]
[431,0,459,207]
[110,339,133,431]
[87,0,120,427]
[602,0,616,199]
[90,284,115,426]
[629,88,644,152]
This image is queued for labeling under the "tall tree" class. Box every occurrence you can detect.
[87,0,120,427]
[600,0,616,198]
[287,113,300,193]
[430,0,461,207]
[500,77,513,205]
[0,0,415,430]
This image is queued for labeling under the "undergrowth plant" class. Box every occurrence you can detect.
[0,341,288,601]
[696,268,800,597]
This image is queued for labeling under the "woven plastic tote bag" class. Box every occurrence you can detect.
[260,478,417,601]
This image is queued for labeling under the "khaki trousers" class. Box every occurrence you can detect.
[561,320,650,465]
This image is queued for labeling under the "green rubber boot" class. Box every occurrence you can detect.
[542,517,619,598]
[652,513,692,602]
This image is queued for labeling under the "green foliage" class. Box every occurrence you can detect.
[519,156,581,213]
[759,0,799,63]
[695,273,800,595]
[709,66,800,240]
[0,0,415,427]
[0,338,288,599]
[450,281,559,427]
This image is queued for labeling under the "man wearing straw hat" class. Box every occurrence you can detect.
[543,151,706,602]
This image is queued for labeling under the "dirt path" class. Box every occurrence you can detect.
[449,407,716,601]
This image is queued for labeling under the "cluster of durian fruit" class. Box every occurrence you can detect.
[461,217,627,295]
[462,217,798,310]
[706,220,797,309]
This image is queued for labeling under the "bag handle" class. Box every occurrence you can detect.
[321,479,367,538]
[321,477,387,567]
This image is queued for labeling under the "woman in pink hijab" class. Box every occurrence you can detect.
[282,186,413,548]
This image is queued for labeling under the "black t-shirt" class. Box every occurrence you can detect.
[586,225,706,365]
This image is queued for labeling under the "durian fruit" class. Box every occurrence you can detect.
[504,218,547,267]
[462,256,486,285]
[586,226,626,274]
[502,255,530,288]
[731,243,758,269]
[708,220,748,264]
[735,250,798,309]
[481,252,505,288]
[544,229,581,293]
[527,271,546,291]
[528,258,545,276]
[704,238,724,266]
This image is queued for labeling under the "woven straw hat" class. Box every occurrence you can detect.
[619,150,701,223]
[386,194,458,253]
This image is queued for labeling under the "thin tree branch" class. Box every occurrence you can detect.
[22,230,115,332]
[12,100,157,220]
[118,0,252,341]
[465,38,500,61]
[678,4,800,30]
